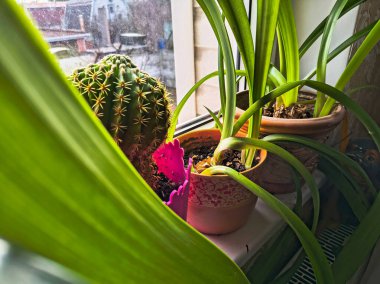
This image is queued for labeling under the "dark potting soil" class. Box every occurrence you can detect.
[184,145,260,173]
[263,103,314,119]
[154,170,179,202]
[263,93,315,119]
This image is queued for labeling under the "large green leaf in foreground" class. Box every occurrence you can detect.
[0,2,248,283]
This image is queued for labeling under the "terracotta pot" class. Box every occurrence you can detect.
[236,90,346,194]
[177,129,267,235]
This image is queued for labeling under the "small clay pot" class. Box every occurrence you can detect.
[235,90,346,194]
[177,129,267,235]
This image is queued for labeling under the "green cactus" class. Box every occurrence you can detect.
[69,54,171,185]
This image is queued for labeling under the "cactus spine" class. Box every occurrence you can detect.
[69,54,171,185]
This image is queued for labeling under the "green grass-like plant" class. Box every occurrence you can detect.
[1,1,380,283]
[167,0,380,282]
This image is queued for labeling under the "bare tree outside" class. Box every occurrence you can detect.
[16,0,177,103]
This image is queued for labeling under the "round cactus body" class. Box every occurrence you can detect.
[69,54,171,186]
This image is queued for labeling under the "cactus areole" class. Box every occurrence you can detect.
[69,54,171,182]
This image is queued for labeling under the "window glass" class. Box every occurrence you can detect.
[17,0,177,106]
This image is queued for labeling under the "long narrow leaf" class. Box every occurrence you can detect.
[202,165,334,284]
[263,134,377,198]
[276,0,300,106]
[167,70,217,141]
[277,28,286,76]
[205,106,223,130]
[303,80,380,150]
[303,21,377,80]
[299,0,366,57]
[218,0,255,89]
[218,0,257,156]
[332,191,380,283]
[0,2,249,283]
[276,28,287,107]
[245,226,301,284]
[318,157,368,221]
[250,0,281,139]
[196,0,236,139]
[167,70,246,142]
[315,0,349,117]
[218,43,227,118]
[213,138,319,233]
[233,80,380,151]
[233,81,302,135]
[268,64,287,106]
[320,19,380,116]
[268,64,288,88]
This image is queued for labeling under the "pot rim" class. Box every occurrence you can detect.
[177,128,267,179]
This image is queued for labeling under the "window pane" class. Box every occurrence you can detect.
[18,0,177,106]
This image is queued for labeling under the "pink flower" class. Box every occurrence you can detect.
[153,139,192,220]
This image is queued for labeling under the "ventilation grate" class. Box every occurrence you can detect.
[288,224,356,284]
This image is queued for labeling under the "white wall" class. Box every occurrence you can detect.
[171,0,197,123]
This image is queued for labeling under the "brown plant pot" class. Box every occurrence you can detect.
[236,90,346,194]
[177,128,267,235]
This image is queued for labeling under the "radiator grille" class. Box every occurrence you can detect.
[288,224,356,284]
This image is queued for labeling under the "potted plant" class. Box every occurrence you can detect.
[164,1,380,280]
[0,0,330,281]
[178,0,379,193]
[252,0,380,193]
[164,0,325,235]
[1,1,380,283]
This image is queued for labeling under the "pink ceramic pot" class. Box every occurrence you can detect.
[177,129,267,235]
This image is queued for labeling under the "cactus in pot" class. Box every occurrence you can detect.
[69,54,172,186]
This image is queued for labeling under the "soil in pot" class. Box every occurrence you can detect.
[263,93,315,119]
[184,145,260,173]
[154,145,261,202]
[154,170,179,202]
